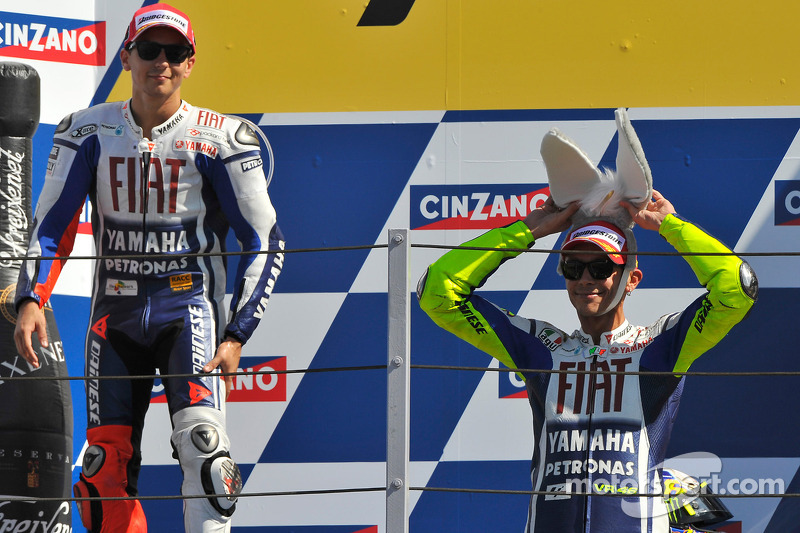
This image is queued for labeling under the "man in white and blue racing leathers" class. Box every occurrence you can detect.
[13,4,283,532]
[418,192,757,532]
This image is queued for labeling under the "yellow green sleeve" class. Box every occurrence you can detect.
[659,213,757,372]
[417,221,534,368]
[418,220,533,310]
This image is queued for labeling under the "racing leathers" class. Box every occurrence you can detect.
[417,215,757,533]
[15,99,284,532]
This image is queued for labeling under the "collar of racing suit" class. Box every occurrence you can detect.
[572,320,642,360]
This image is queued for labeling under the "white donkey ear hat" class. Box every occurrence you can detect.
[541,108,653,228]
[542,108,653,310]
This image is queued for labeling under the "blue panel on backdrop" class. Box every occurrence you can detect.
[224,123,438,294]
[260,292,388,463]
[410,460,531,533]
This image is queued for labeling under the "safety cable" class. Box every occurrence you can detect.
[5,364,798,383]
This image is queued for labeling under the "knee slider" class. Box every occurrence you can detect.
[81,443,130,490]
[75,426,146,532]
[190,424,242,516]
[74,444,127,530]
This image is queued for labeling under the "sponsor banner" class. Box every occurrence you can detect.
[0,11,106,66]
[410,184,550,230]
[228,356,287,403]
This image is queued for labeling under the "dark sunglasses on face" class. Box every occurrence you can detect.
[560,258,619,281]
[130,41,193,63]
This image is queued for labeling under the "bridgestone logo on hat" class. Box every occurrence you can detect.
[137,12,189,33]
[562,221,627,264]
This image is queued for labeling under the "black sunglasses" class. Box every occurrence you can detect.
[560,259,620,281]
[130,41,193,63]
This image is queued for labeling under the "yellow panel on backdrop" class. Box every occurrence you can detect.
[107,0,800,112]
[108,0,448,112]
[455,0,800,110]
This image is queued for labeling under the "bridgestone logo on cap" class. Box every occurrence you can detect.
[137,11,189,32]
[570,225,625,249]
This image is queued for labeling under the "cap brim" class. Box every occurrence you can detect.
[129,25,195,51]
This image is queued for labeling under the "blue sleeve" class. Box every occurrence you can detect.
[16,134,97,308]
[200,140,284,344]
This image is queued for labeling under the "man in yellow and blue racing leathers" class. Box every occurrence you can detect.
[417,191,757,532]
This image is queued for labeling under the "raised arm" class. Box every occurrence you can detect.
[627,191,758,372]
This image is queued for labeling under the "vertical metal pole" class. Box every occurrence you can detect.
[387,228,410,533]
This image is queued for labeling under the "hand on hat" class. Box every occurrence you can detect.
[620,189,675,231]
[524,196,580,240]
